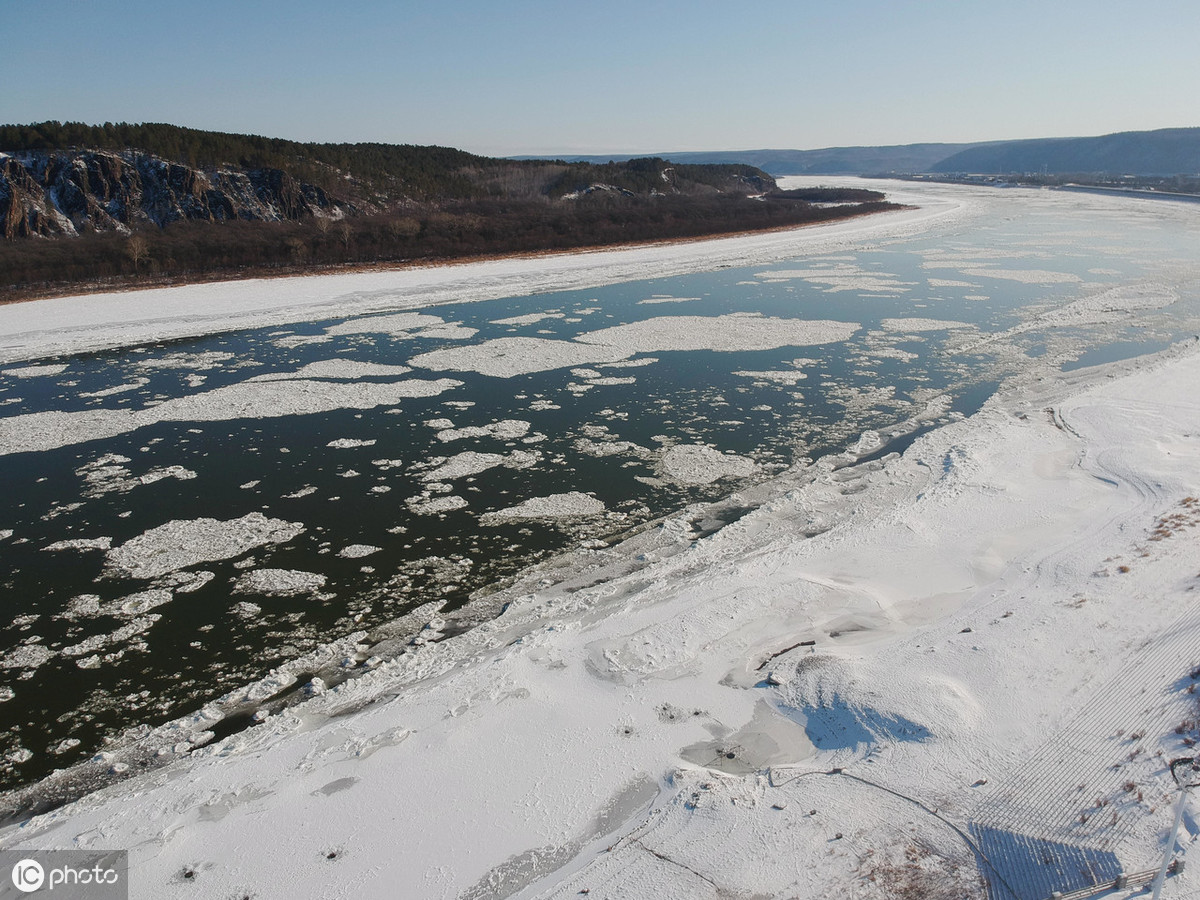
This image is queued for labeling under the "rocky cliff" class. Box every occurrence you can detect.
[0,150,340,240]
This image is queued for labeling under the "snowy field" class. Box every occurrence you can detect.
[2,181,1200,899]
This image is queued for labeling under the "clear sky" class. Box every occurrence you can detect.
[5,0,1198,156]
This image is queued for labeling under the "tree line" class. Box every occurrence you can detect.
[0,194,900,302]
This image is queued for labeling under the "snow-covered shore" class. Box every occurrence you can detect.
[4,337,1200,897]
[0,181,964,365]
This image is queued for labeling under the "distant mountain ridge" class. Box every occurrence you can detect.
[516,143,991,175]
[930,128,1200,175]
[527,127,1200,176]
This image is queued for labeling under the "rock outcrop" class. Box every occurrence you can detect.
[0,149,340,239]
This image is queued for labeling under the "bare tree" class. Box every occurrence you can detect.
[125,235,149,270]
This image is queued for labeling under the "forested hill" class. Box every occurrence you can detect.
[0,122,899,301]
[0,121,778,239]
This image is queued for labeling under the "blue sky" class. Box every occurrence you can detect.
[5,0,1198,156]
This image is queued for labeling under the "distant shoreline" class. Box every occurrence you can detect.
[0,204,902,308]
[0,181,965,366]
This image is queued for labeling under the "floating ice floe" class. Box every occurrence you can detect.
[327,438,378,449]
[60,615,161,660]
[134,351,234,370]
[880,318,974,332]
[573,314,860,354]
[79,378,150,398]
[417,449,541,482]
[2,363,68,378]
[325,312,448,336]
[249,360,413,382]
[733,370,808,384]
[575,439,647,458]
[867,347,920,362]
[926,278,978,288]
[416,315,851,378]
[271,334,332,349]
[169,571,215,593]
[587,376,636,386]
[406,495,469,515]
[435,420,531,442]
[232,569,328,597]
[104,513,306,580]
[957,268,1082,284]
[638,295,701,305]
[600,357,659,369]
[0,376,463,456]
[490,312,566,326]
[480,492,606,525]
[337,544,381,559]
[324,312,477,340]
[0,643,55,669]
[753,265,916,294]
[660,444,756,485]
[411,337,632,378]
[42,537,113,552]
[102,589,173,617]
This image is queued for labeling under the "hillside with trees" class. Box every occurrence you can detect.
[0,122,898,302]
